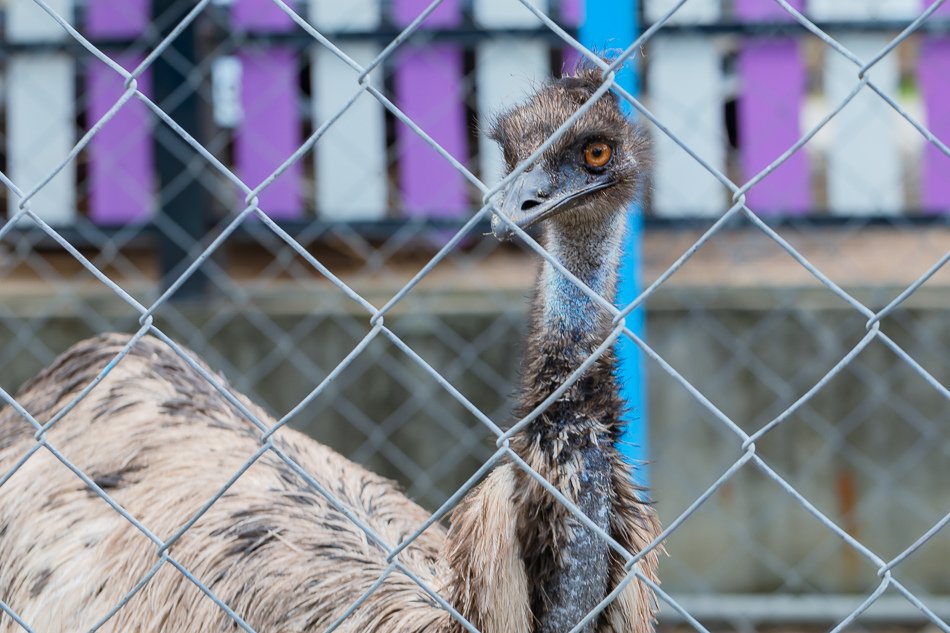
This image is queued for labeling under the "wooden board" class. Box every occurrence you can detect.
[392,0,469,218]
[86,0,154,225]
[86,59,154,224]
[736,0,803,19]
[311,0,381,30]
[310,0,386,220]
[5,0,76,225]
[6,0,74,42]
[473,0,549,27]
[233,2,303,219]
[824,34,903,215]
[473,0,550,190]
[644,0,721,24]
[919,1,950,213]
[806,0,921,20]
[311,44,388,220]
[560,0,583,25]
[86,0,149,37]
[235,48,304,218]
[646,36,726,217]
[233,0,298,31]
[736,0,809,215]
[557,0,584,78]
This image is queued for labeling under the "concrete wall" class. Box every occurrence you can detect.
[0,291,947,596]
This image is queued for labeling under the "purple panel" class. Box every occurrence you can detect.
[393,0,460,27]
[919,37,950,213]
[735,0,803,20]
[392,0,467,218]
[925,0,950,16]
[737,40,810,214]
[560,0,588,75]
[561,0,583,75]
[561,48,583,76]
[735,0,808,214]
[235,48,303,219]
[233,0,297,31]
[86,0,149,37]
[393,46,468,217]
[88,56,154,224]
[86,1,153,224]
[560,0,583,26]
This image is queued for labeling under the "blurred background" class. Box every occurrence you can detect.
[0,0,948,630]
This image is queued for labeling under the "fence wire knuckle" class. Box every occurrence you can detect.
[0,0,947,630]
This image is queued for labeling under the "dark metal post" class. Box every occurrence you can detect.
[152,0,210,299]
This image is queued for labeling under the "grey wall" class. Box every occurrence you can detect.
[1,293,947,596]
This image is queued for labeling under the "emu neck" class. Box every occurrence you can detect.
[539,219,623,343]
[519,213,626,418]
[514,214,627,633]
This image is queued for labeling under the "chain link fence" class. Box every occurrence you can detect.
[0,0,948,631]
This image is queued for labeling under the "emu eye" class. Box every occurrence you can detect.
[583,142,612,168]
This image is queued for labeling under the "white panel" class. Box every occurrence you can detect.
[807,0,921,20]
[473,0,548,27]
[645,0,721,24]
[824,34,904,215]
[6,55,77,225]
[6,0,73,42]
[475,42,550,189]
[5,0,76,225]
[473,2,550,190]
[212,56,243,128]
[646,37,726,217]
[310,0,381,30]
[312,43,387,220]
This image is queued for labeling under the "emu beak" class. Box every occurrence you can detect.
[490,167,614,241]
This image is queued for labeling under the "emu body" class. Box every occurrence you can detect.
[0,65,660,633]
[0,335,451,632]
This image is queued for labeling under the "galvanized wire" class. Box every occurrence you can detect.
[0,0,947,631]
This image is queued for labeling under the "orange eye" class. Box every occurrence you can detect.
[583,142,612,168]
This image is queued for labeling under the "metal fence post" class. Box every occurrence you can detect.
[579,0,648,488]
[151,0,211,299]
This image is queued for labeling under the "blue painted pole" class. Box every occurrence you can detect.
[578,1,648,488]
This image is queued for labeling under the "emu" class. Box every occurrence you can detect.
[0,65,661,633]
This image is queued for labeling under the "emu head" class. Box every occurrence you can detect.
[488,64,647,241]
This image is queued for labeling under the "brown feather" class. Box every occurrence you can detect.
[0,334,450,632]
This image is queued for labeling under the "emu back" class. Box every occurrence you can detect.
[0,334,450,632]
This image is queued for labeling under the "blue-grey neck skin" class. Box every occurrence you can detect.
[533,212,627,633]
[539,212,626,343]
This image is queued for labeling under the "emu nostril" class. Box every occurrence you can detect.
[521,199,541,211]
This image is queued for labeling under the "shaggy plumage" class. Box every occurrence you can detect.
[483,62,660,632]
[0,64,660,633]
[0,335,454,632]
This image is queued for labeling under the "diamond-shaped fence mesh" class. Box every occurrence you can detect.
[0,0,948,631]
